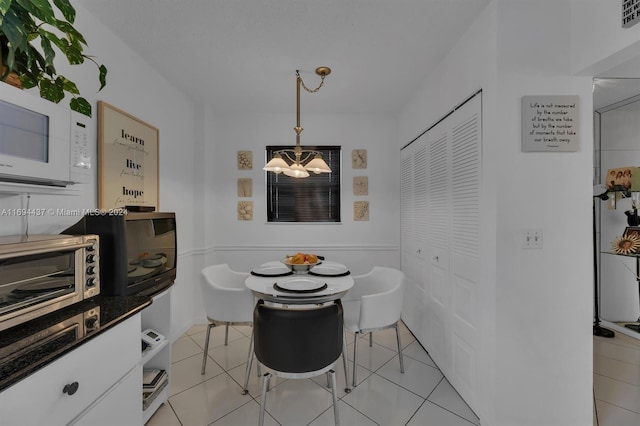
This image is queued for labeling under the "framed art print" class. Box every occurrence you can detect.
[98,101,159,210]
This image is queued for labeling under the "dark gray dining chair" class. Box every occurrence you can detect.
[253,299,343,426]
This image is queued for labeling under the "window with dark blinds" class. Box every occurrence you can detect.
[266,145,341,222]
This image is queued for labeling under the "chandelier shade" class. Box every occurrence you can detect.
[263,153,290,174]
[304,154,332,174]
[283,163,310,178]
[263,67,332,178]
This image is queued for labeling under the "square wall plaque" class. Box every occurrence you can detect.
[238,201,253,220]
[237,151,253,169]
[521,95,579,152]
[353,176,368,195]
[237,178,252,197]
[354,201,369,221]
[352,149,367,169]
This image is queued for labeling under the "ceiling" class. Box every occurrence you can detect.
[80,0,491,115]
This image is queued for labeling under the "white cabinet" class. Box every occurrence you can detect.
[0,314,141,426]
[401,93,482,412]
[141,289,172,424]
[72,365,143,426]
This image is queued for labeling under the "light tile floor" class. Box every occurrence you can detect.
[147,322,480,426]
[594,329,640,426]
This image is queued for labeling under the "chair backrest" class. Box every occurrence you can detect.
[200,264,254,323]
[253,300,344,374]
[353,266,406,330]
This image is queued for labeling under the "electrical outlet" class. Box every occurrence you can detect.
[522,229,543,249]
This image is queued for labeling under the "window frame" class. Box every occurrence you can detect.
[265,145,342,223]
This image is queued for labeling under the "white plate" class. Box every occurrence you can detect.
[277,277,325,291]
[253,265,291,276]
[310,263,348,275]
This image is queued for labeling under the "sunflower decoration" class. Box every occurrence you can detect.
[612,234,640,255]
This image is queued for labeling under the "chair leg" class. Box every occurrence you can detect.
[259,373,271,426]
[201,322,215,375]
[224,322,230,345]
[242,333,254,395]
[329,369,340,426]
[352,331,359,387]
[395,322,405,374]
[342,329,350,392]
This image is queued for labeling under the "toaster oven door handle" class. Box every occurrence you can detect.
[0,241,94,260]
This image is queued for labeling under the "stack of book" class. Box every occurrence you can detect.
[142,368,168,410]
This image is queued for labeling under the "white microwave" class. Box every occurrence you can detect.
[0,83,91,187]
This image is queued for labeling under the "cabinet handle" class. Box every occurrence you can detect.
[63,381,79,396]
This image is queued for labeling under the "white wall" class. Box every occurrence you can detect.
[399,1,595,425]
[494,2,592,425]
[571,0,640,76]
[0,2,199,340]
[190,110,400,323]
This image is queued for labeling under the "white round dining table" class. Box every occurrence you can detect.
[245,262,354,304]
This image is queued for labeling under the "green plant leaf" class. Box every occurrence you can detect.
[0,0,13,17]
[55,19,86,45]
[58,75,78,94]
[52,0,75,24]
[39,78,64,103]
[70,97,91,116]
[63,43,83,64]
[98,64,107,91]
[19,73,37,88]
[41,29,67,52]
[15,0,55,25]
[2,8,29,53]
[39,35,55,68]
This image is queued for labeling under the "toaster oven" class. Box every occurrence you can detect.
[0,234,100,331]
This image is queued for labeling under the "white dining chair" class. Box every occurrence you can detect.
[200,263,258,394]
[342,266,406,387]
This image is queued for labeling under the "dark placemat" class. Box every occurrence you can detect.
[251,270,294,278]
[273,282,328,294]
[308,270,351,277]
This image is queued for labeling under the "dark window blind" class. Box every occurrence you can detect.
[266,145,341,223]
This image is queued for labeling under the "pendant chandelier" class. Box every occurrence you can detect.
[263,67,332,178]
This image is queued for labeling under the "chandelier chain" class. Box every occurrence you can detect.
[296,70,326,93]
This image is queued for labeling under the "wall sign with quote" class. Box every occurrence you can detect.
[521,95,579,152]
[623,0,640,28]
[98,101,159,209]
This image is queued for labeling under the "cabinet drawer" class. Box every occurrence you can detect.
[71,364,142,426]
[0,314,141,426]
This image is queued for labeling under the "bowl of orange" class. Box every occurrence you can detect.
[283,253,319,273]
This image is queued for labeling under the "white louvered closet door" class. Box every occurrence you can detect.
[400,135,429,341]
[412,92,482,413]
[448,95,481,409]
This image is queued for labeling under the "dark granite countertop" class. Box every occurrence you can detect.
[0,295,152,392]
